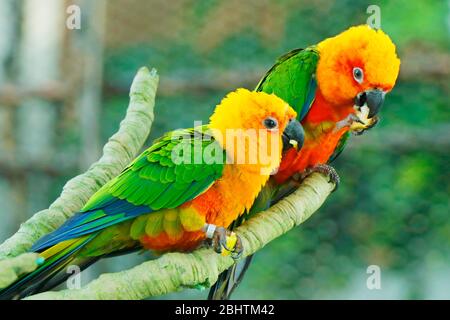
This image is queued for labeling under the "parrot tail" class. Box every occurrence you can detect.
[0,235,97,300]
[208,254,254,300]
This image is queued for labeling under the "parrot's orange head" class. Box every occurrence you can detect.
[209,88,302,173]
[316,25,400,120]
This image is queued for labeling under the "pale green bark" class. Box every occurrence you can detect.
[25,173,333,300]
[0,67,158,286]
[0,65,335,299]
[0,253,40,289]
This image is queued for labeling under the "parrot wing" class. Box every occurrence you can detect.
[255,46,319,122]
[32,125,226,252]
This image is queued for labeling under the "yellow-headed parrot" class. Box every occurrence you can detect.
[0,89,304,299]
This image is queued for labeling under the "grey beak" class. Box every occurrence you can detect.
[355,89,386,118]
[282,119,304,151]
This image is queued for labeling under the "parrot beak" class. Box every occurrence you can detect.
[355,88,386,118]
[351,88,386,133]
[282,119,304,151]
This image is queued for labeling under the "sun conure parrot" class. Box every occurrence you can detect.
[209,25,401,299]
[0,88,304,299]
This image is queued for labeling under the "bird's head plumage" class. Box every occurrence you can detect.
[316,25,400,124]
[209,88,301,174]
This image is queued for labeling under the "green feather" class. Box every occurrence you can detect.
[130,215,149,240]
[145,212,164,237]
[256,46,319,121]
[36,126,226,254]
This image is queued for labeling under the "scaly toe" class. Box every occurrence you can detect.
[211,227,227,254]
[353,116,379,136]
[206,224,244,259]
[310,164,340,191]
[231,235,243,260]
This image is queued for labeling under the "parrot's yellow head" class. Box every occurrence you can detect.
[209,88,302,173]
[316,25,400,127]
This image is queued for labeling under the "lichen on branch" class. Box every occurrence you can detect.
[0,253,40,289]
[0,67,158,287]
[0,66,334,300]
[25,173,333,300]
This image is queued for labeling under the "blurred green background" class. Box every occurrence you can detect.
[0,0,448,299]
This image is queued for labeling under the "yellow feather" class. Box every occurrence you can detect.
[39,237,86,260]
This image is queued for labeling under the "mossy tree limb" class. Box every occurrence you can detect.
[0,67,158,286]
[0,65,335,299]
[0,253,40,289]
[25,173,333,300]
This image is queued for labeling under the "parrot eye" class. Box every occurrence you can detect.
[263,117,278,130]
[353,67,364,84]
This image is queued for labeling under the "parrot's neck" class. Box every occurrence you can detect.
[303,88,354,124]
[190,162,271,228]
[210,164,270,226]
[189,126,280,227]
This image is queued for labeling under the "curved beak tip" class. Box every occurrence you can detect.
[282,119,304,151]
[355,89,385,118]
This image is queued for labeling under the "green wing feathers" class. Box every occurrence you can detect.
[0,126,226,299]
[256,47,319,121]
[31,126,225,252]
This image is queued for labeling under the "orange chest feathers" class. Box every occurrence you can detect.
[275,124,348,184]
[274,93,353,184]
[189,164,269,227]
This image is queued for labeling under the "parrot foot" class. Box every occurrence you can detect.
[352,115,379,135]
[203,224,243,260]
[302,164,340,191]
[334,113,364,132]
[335,112,380,136]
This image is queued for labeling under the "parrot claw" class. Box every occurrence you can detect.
[352,115,379,135]
[302,164,340,191]
[204,225,243,260]
[334,113,363,132]
[231,237,243,260]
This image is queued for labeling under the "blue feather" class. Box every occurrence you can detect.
[298,77,317,121]
[32,199,152,252]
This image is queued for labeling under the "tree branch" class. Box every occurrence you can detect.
[0,65,335,300]
[25,173,333,300]
[0,253,40,289]
[0,67,158,285]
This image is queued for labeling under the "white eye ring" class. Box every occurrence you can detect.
[353,67,364,84]
[263,117,278,130]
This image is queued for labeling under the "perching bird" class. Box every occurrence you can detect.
[209,25,401,299]
[0,88,303,299]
